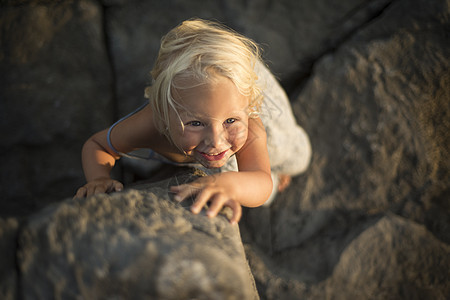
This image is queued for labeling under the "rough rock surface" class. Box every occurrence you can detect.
[1,0,449,299]
[241,0,450,298]
[0,218,19,300]
[319,214,450,299]
[17,173,258,300]
[0,0,113,216]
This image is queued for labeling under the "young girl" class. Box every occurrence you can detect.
[74,19,311,224]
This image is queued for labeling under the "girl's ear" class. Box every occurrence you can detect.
[144,86,151,99]
[247,105,260,118]
[248,111,260,118]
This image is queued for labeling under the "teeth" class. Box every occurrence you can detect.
[203,150,226,156]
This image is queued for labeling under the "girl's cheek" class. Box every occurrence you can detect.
[179,132,202,149]
[228,124,248,145]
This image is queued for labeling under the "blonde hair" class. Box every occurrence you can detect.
[144,18,263,139]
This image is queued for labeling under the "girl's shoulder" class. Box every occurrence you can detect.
[109,103,166,151]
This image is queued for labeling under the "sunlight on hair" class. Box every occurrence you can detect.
[144,18,263,144]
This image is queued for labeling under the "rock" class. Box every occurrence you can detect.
[102,0,393,113]
[317,214,450,299]
[17,173,258,299]
[0,218,19,300]
[235,0,394,89]
[0,0,422,217]
[241,0,449,298]
[0,0,113,215]
[103,0,229,115]
[1,0,448,299]
[289,0,449,241]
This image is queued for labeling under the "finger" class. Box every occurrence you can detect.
[74,187,87,199]
[278,175,292,192]
[169,185,183,200]
[172,184,201,202]
[171,185,188,202]
[206,194,229,218]
[93,184,107,195]
[169,185,181,193]
[170,176,211,195]
[227,201,242,224]
[87,184,106,197]
[85,185,95,197]
[106,180,122,193]
[191,188,214,214]
[113,181,123,192]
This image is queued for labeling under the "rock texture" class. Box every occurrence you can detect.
[320,214,450,299]
[0,0,113,216]
[241,0,450,298]
[1,0,449,299]
[0,218,19,300]
[17,173,258,300]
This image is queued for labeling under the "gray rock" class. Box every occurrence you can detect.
[1,0,448,299]
[242,0,449,298]
[17,174,258,299]
[289,0,449,241]
[0,0,113,214]
[104,0,228,115]
[103,0,391,114]
[235,0,394,87]
[0,218,19,300]
[319,214,450,299]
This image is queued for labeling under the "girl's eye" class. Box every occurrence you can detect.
[225,118,236,124]
[187,121,203,127]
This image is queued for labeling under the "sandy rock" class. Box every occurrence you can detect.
[17,174,258,299]
[0,0,448,299]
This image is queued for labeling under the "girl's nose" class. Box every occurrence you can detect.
[204,124,228,148]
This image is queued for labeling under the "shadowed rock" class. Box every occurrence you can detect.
[17,173,258,299]
[1,0,448,299]
[241,0,449,298]
[0,218,19,300]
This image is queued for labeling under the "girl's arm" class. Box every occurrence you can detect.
[74,105,159,198]
[170,117,273,223]
[74,129,123,198]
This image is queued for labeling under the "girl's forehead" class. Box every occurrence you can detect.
[175,102,249,121]
[172,76,249,118]
[177,107,248,120]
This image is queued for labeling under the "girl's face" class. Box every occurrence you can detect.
[168,75,249,169]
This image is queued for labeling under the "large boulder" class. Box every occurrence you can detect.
[231,0,395,90]
[17,172,258,299]
[242,0,449,298]
[0,0,113,216]
[103,0,393,113]
[319,214,450,299]
[0,0,448,299]
[103,0,229,114]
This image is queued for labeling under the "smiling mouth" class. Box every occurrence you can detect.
[199,150,228,161]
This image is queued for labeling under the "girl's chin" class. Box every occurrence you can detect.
[199,160,226,169]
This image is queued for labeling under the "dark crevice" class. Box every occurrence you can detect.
[282,0,395,98]
[14,219,25,300]
[100,3,125,181]
[100,4,119,123]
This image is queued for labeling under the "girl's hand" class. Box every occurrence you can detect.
[170,177,242,224]
[74,178,123,198]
